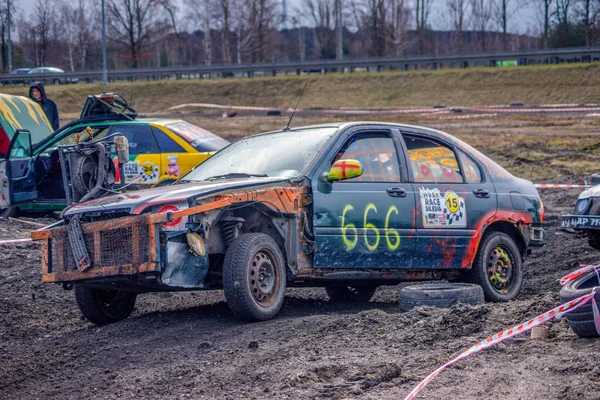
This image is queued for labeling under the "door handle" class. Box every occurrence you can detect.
[387,187,407,198]
[473,188,490,198]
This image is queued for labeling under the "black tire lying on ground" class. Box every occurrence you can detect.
[559,269,600,337]
[399,283,484,312]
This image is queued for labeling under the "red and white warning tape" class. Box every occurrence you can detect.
[0,238,32,245]
[534,184,586,189]
[560,264,600,286]
[404,288,599,400]
[440,113,498,120]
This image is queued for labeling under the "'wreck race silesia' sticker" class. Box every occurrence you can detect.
[419,187,466,228]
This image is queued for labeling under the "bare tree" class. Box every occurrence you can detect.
[492,0,526,50]
[576,0,599,45]
[186,0,216,65]
[33,0,55,66]
[219,0,232,63]
[107,0,162,68]
[415,0,433,53]
[447,0,470,51]
[58,0,96,71]
[388,0,410,56]
[471,0,493,51]
[245,0,277,62]
[302,0,336,59]
[0,1,17,72]
[555,0,573,26]
[160,0,184,65]
[537,0,553,47]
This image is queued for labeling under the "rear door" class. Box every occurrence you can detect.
[401,131,497,269]
[312,128,416,269]
[151,126,196,183]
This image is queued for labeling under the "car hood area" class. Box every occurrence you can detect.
[63,176,290,217]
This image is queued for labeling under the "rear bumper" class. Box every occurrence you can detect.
[561,215,600,230]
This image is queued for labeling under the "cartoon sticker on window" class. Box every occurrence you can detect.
[419,187,466,228]
[167,155,181,176]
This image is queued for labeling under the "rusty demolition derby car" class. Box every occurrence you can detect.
[30,122,545,324]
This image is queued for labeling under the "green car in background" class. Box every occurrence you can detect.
[1,93,229,217]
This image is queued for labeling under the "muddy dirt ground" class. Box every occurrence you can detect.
[1,117,600,399]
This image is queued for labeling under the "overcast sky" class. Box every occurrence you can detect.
[16,0,538,36]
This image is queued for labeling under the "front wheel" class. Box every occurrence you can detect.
[325,285,378,302]
[467,231,523,302]
[223,233,287,321]
[74,286,137,325]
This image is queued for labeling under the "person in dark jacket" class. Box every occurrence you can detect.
[29,82,59,130]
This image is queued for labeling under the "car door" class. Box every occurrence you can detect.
[150,126,196,183]
[402,131,497,269]
[108,124,161,185]
[5,130,38,205]
[312,128,416,269]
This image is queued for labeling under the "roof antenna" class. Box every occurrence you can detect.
[283,82,308,131]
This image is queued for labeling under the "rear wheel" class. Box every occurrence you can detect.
[74,286,137,325]
[467,231,523,302]
[325,285,377,302]
[223,233,286,321]
[0,206,18,219]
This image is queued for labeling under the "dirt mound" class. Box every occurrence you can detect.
[0,192,599,400]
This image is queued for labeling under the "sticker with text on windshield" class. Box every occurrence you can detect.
[419,187,466,228]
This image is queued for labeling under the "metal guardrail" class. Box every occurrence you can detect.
[3,46,600,85]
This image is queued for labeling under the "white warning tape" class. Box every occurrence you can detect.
[534,184,586,189]
[560,264,600,286]
[169,103,279,112]
[404,288,598,400]
[0,238,32,245]
[440,113,498,120]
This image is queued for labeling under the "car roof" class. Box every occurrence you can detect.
[71,118,184,127]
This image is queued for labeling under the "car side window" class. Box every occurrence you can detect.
[109,125,158,154]
[151,127,186,153]
[404,135,463,183]
[333,132,400,183]
[458,150,483,183]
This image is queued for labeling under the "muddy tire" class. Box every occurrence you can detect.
[559,269,600,337]
[398,283,484,312]
[74,286,137,325]
[467,231,523,302]
[325,285,377,302]
[223,233,286,321]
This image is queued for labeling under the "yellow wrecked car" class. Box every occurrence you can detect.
[1,92,229,217]
[58,118,230,188]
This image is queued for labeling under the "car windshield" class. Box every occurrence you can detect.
[167,121,230,152]
[182,127,337,181]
